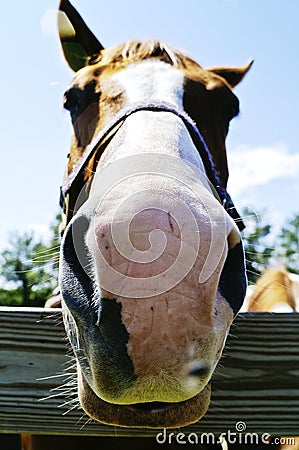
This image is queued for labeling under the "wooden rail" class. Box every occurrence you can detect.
[0,307,299,436]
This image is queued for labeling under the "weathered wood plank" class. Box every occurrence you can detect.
[0,307,299,436]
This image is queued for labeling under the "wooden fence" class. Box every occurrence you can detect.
[0,307,299,436]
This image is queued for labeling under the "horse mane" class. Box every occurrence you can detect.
[88,38,199,72]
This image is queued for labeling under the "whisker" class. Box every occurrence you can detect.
[84,166,96,175]
[245,268,261,277]
[75,413,89,427]
[18,253,59,266]
[28,277,56,289]
[245,251,274,256]
[79,416,94,430]
[17,260,59,272]
[51,381,77,392]
[38,390,74,402]
[62,403,81,416]
[57,397,80,415]
[36,373,74,381]
[33,245,61,256]
[31,256,60,264]
[58,398,79,409]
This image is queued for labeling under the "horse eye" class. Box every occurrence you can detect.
[63,88,84,114]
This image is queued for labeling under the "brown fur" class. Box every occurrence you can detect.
[246,267,296,312]
[65,38,251,190]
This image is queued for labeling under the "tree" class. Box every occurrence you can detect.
[0,228,59,307]
[275,214,299,274]
[241,207,274,284]
[0,287,23,306]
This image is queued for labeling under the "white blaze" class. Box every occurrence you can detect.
[102,60,210,183]
[111,59,184,107]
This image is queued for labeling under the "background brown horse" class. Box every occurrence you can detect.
[244,266,298,313]
[244,266,299,450]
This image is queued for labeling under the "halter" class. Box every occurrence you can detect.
[60,100,245,231]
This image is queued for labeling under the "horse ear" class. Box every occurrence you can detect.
[58,0,104,71]
[208,60,254,88]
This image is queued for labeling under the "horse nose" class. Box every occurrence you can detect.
[187,362,210,378]
[181,362,211,396]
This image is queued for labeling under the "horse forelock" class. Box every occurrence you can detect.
[87,38,196,71]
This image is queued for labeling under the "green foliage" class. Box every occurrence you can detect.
[241,209,299,283]
[0,288,23,306]
[276,214,299,274]
[0,214,61,306]
[241,207,274,284]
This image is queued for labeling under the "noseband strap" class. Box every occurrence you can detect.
[60,100,245,231]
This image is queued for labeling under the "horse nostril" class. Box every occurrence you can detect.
[188,363,210,378]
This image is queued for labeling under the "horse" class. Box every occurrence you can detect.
[58,0,251,429]
[22,0,253,446]
[243,266,298,313]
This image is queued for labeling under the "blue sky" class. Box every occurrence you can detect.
[0,0,298,251]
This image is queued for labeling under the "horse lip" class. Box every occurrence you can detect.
[126,401,175,414]
[77,366,211,428]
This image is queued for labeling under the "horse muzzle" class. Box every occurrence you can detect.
[78,364,212,428]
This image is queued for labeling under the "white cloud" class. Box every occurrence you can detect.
[30,224,51,244]
[40,9,58,38]
[228,143,299,196]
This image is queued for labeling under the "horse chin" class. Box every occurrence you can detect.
[78,367,211,428]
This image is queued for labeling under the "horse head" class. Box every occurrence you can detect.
[58,0,250,428]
